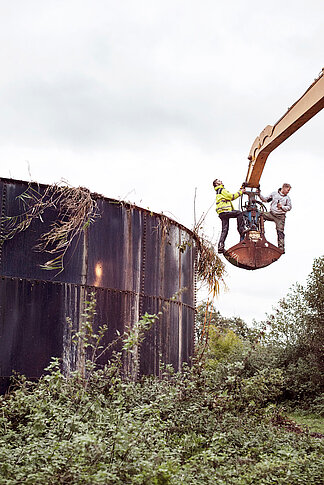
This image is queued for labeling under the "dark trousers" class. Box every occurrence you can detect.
[218,211,245,248]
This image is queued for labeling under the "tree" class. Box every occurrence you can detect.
[262,256,324,399]
[304,256,324,364]
[195,302,252,366]
[196,302,252,341]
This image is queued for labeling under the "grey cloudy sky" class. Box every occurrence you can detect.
[1,0,323,322]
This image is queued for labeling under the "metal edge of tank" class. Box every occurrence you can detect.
[0,176,195,237]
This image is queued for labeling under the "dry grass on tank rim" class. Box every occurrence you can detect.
[1,181,99,274]
[193,229,226,298]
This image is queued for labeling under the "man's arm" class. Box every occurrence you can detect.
[221,188,244,201]
[278,196,292,212]
[259,191,273,203]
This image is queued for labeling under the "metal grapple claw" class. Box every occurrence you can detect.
[224,232,283,270]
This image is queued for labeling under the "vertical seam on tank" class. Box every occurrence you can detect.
[0,183,7,272]
[138,210,147,378]
[193,241,197,356]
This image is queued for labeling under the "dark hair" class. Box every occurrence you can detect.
[213,179,221,187]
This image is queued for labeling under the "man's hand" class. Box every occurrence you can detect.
[277,202,282,209]
[240,187,246,194]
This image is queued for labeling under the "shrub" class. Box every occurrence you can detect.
[1,360,323,484]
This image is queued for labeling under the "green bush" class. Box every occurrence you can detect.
[240,368,284,406]
[206,328,243,366]
[201,256,324,407]
[1,360,323,484]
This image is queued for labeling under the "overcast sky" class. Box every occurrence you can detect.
[0,0,323,323]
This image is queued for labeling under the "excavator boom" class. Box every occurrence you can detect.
[224,69,324,270]
[245,69,324,188]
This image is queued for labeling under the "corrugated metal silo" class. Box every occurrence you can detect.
[0,178,196,391]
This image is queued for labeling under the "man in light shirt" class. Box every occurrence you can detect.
[259,183,292,253]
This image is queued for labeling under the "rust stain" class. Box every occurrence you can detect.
[93,262,103,287]
[224,233,283,270]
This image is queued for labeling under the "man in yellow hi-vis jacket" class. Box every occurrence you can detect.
[213,179,246,253]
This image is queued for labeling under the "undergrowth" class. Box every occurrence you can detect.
[0,360,323,484]
[1,255,324,485]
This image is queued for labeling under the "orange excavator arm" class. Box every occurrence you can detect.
[245,68,324,188]
[224,69,324,270]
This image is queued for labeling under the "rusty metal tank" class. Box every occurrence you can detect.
[0,178,196,391]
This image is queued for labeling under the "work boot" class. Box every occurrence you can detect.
[218,243,224,254]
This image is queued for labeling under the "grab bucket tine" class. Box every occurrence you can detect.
[223,235,283,270]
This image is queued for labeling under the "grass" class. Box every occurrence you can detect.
[287,412,324,434]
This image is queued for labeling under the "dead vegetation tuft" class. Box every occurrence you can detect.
[192,216,226,297]
[1,181,99,273]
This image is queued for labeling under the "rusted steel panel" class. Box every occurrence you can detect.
[179,229,195,306]
[138,296,161,376]
[0,278,64,380]
[168,303,181,372]
[0,177,196,388]
[123,208,143,294]
[90,286,128,364]
[160,225,181,300]
[137,297,196,376]
[142,214,162,297]
[0,179,84,284]
[87,202,145,293]
[87,199,125,289]
[180,305,195,365]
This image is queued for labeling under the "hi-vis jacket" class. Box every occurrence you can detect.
[214,184,243,214]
